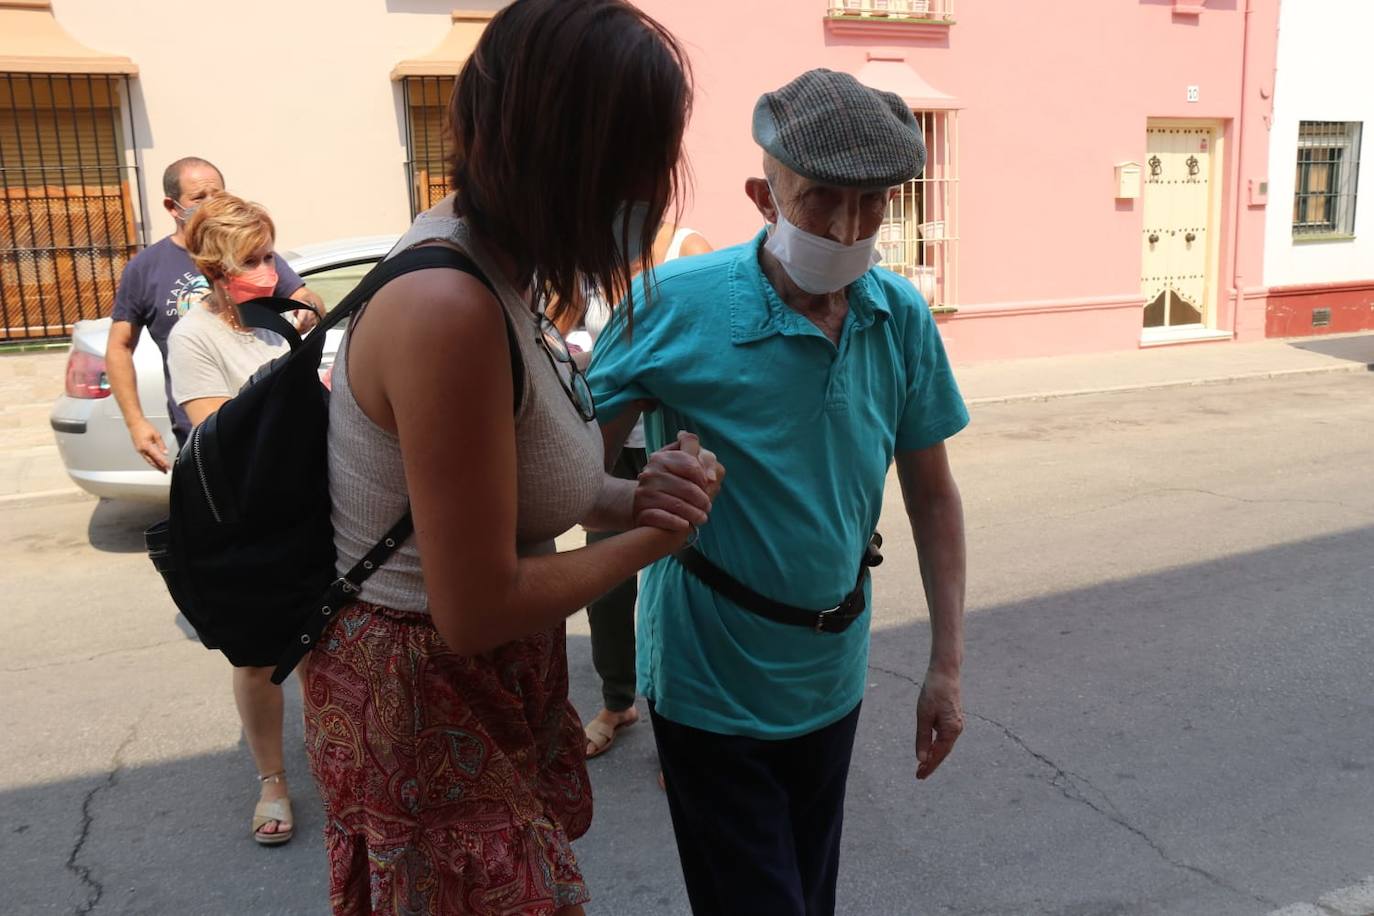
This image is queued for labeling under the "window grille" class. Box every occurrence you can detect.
[877,110,958,308]
[402,76,456,219]
[1292,120,1361,238]
[0,72,144,341]
[829,0,954,20]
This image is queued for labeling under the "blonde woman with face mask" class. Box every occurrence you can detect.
[167,192,301,846]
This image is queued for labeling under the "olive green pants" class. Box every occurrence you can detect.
[585,447,648,712]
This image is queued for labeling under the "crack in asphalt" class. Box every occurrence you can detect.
[65,716,141,915]
[866,664,1276,910]
[968,486,1372,534]
[3,639,184,674]
[1157,486,1371,514]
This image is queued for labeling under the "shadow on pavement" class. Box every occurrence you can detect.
[6,526,1373,915]
[86,498,167,555]
[0,675,326,915]
[1287,332,1374,366]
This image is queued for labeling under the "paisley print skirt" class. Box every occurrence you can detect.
[302,602,592,915]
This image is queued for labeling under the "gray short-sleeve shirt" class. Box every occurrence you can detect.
[166,306,290,407]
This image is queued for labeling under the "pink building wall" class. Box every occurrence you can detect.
[633,0,1279,363]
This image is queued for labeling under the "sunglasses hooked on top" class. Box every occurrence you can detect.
[536,312,597,422]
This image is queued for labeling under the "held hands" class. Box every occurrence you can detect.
[129,418,170,473]
[915,666,965,780]
[633,431,725,535]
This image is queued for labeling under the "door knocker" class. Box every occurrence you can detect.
[1185,155,1200,178]
[1148,155,1162,178]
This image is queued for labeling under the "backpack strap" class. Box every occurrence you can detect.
[237,246,525,412]
[267,246,526,685]
[236,299,304,350]
[270,511,415,685]
[239,247,479,349]
[321,245,496,334]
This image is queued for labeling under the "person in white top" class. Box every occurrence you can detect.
[165,193,300,847]
[568,223,713,760]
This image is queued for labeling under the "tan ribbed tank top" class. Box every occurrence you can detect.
[328,201,604,612]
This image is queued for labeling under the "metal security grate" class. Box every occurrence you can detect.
[0,72,144,341]
[876,109,959,308]
[1293,120,1362,239]
[402,76,456,219]
[828,0,954,20]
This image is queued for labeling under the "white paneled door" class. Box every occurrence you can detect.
[1141,122,1217,330]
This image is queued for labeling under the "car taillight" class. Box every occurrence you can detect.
[65,350,111,399]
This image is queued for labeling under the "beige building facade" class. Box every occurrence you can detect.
[2,0,506,338]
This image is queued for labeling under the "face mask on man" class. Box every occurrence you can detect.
[224,262,278,305]
[763,183,881,295]
[172,200,200,223]
[613,201,657,266]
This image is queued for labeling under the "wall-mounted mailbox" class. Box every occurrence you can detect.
[1115,161,1142,199]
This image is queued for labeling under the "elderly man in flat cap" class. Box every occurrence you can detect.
[587,68,968,915]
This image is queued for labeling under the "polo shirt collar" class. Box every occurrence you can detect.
[729,229,892,346]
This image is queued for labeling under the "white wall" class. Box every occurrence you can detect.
[1263,0,1374,288]
[53,0,508,251]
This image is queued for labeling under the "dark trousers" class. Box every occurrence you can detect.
[585,447,648,711]
[650,702,863,916]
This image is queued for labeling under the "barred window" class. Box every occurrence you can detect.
[876,110,958,308]
[1,73,142,341]
[402,76,455,219]
[1292,120,1361,238]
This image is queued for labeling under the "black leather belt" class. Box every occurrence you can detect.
[672,533,883,634]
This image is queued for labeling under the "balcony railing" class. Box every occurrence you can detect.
[827,0,954,22]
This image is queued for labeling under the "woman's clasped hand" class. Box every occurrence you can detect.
[632,431,726,533]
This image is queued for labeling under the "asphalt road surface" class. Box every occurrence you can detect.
[3,371,1372,916]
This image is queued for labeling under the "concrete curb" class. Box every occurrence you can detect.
[965,361,1371,407]
[0,487,93,509]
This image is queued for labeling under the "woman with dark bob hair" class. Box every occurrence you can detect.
[301,1,721,913]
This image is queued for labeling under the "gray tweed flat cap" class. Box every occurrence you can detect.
[753,68,926,187]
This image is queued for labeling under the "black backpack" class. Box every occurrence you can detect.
[145,246,521,684]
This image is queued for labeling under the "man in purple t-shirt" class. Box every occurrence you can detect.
[106,156,324,468]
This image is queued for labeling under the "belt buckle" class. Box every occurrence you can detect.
[817,589,864,633]
[332,576,361,596]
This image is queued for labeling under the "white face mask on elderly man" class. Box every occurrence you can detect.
[763,184,882,295]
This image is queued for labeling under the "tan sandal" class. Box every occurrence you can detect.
[584,709,638,759]
[251,771,294,846]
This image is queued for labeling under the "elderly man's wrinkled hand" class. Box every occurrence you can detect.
[915,667,964,780]
[633,431,725,533]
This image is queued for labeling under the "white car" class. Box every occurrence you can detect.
[49,236,398,502]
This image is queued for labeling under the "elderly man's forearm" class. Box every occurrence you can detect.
[912,490,966,673]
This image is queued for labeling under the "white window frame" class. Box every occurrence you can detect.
[1292,120,1362,239]
[876,109,959,309]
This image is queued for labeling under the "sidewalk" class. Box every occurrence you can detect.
[1,334,1371,504]
[957,332,1374,405]
[0,349,73,504]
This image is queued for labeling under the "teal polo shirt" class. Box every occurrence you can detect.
[587,230,968,740]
